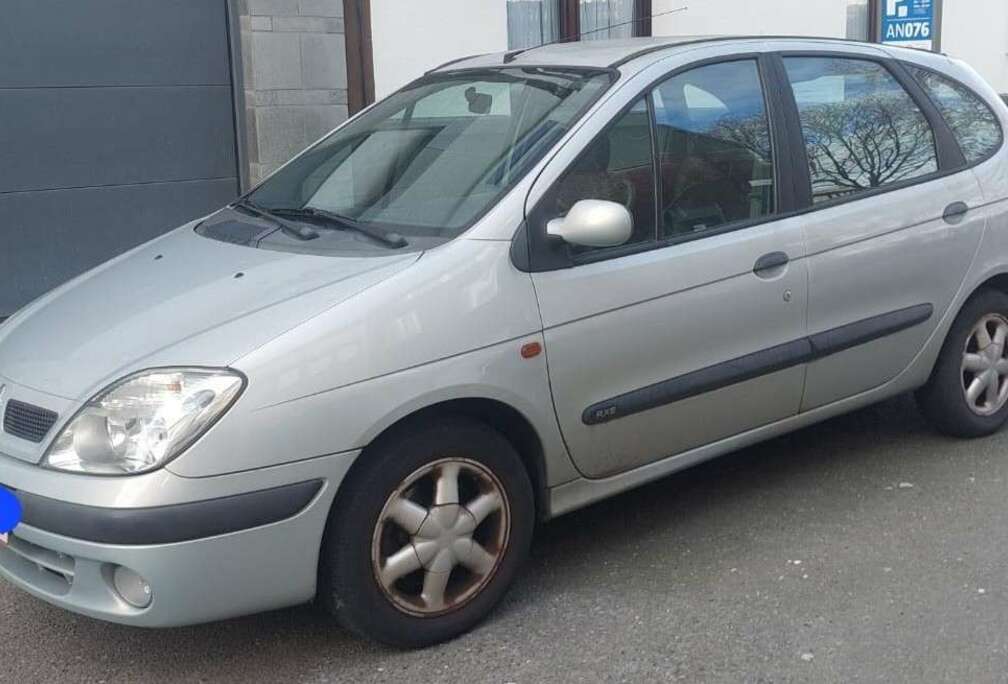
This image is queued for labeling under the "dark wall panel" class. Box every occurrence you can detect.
[0,1,240,318]
[1,179,238,315]
[0,0,231,88]
[0,86,238,193]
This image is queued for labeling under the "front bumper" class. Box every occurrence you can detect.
[0,449,358,627]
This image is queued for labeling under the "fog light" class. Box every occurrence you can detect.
[112,565,152,608]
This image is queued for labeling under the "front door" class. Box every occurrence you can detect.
[530,58,810,479]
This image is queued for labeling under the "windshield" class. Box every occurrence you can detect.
[246,67,614,243]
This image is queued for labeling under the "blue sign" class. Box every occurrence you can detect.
[881,0,935,50]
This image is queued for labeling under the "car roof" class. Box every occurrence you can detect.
[431,35,924,73]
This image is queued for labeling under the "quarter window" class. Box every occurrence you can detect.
[784,57,939,203]
[651,60,776,239]
[910,67,1003,165]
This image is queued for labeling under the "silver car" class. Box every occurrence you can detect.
[1,36,1006,647]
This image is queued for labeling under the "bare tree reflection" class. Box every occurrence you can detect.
[787,59,939,203]
[708,113,774,163]
[912,68,1002,164]
[800,95,937,201]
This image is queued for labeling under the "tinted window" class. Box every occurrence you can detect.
[652,60,775,239]
[911,67,1003,164]
[784,57,939,203]
[545,98,657,249]
[248,68,612,243]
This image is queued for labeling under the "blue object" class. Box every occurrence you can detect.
[881,0,935,48]
[0,487,22,533]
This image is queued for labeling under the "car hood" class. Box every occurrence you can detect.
[0,223,420,401]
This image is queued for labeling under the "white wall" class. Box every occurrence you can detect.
[365,1,1007,100]
[942,0,1008,93]
[370,0,509,99]
[651,0,848,40]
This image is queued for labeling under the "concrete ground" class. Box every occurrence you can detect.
[3,394,1008,683]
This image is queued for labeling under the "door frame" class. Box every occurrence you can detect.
[225,0,250,192]
[514,52,806,274]
[344,0,376,116]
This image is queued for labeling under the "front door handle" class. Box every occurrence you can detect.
[943,201,969,224]
[754,251,789,278]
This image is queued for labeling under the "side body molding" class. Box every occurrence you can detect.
[583,304,934,426]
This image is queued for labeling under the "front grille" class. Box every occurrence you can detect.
[3,400,58,443]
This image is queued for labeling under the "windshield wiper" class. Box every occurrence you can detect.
[270,206,408,248]
[232,198,319,241]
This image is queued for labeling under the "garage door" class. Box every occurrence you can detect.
[0,0,241,318]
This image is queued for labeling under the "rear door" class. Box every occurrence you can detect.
[778,53,987,410]
[527,54,810,479]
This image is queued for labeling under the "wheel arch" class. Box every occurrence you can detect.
[974,272,1008,301]
[342,397,551,523]
[916,271,1008,385]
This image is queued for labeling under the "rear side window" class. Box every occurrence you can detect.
[910,67,1003,165]
[784,57,939,204]
[651,60,775,239]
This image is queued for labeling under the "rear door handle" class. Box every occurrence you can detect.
[943,201,969,224]
[754,251,789,278]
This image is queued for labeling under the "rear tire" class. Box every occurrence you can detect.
[917,288,1008,437]
[318,415,534,648]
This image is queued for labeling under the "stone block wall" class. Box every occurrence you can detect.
[238,0,349,185]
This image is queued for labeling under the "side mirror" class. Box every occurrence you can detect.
[546,199,633,248]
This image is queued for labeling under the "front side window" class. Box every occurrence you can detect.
[784,57,939,203]
[247,67,612,245]
[652,60,776,239]
[910,67,1003,165]
[544,97,658,250]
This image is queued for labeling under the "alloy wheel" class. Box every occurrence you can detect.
[371,458,510,616]
[961,313,1008,416]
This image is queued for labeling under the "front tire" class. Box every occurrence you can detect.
[318,416,534,648]
[917,288,1008,437]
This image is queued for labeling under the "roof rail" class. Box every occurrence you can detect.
[427,36,932,76]
[608,35,899,68]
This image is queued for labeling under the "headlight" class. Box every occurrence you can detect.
[43,368,245,475]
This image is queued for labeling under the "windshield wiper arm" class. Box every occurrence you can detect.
[232,198,319,241]
[270,206,408,248]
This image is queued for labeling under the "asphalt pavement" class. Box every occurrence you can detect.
[3,394,1008,683]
